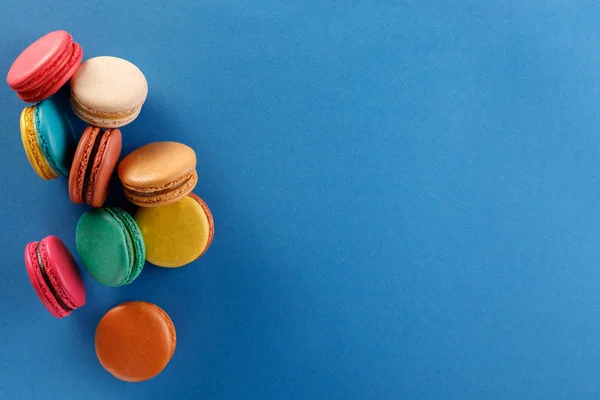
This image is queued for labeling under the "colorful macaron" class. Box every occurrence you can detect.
[20,96,77,180]
[135,193,214,267]
[76,207,145,287]
[69,126,122,208]
[118,142,198,207]
[7,30,83,103]
[24,236,86,318]
[95,301,176,382]
[70,56,148,128]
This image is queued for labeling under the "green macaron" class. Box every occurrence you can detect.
[76,207,145,287]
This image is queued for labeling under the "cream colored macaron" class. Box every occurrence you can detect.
[118,142,198,207]
[70,56,148,128]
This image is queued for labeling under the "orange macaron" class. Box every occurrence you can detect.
[95,301,176,382]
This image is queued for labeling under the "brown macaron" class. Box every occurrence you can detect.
[69,126,122,208]
[95,301,176,382]
[118,142,198,207]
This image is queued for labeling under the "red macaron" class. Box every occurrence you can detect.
[69,126,122,208]
[7,30,82,103]
[24,236,86,318]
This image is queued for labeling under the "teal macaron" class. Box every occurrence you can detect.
[76,207,145,287]
[20,95,76,180]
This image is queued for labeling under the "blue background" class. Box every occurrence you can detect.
[0,1,599,399]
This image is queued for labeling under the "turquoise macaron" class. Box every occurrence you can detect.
[76,207,145,287]
[20,95,76,180]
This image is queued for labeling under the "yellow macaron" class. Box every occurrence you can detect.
[20,106,58,180]
[135,193,214,268]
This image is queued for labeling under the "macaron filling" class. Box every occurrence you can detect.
[82,129,106,201]
[123,171,196,198]
[70,93,142,120]
[35,241,73,313]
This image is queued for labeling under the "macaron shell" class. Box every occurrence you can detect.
[71,95,141,128]
[118,142,196,187]
[87,129,122,208]
[95,301,176,382]
[70,56,147,116]
[20,106,58,180]
[104,207,145,285]
[69,126,94,204]
[7,31,70,88]
[69,126,98,204]
[189,193,215,259]
[8,31,82,103]
[69,127,122,207]
[135,194,213,267]
[24,241,66,318]
[125,171,198,207]
[35,97,76,175]
[43,236,86,308]
[76,208,132,286]
[29,41,82,103]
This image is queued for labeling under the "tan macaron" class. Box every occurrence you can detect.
[118,142,198,207]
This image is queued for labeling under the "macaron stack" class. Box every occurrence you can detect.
[8,30,214,382]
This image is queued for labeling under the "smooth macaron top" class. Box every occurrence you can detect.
[135,193,214,267]
[95,301,176,382]
[71,56,148,113]
[118,142,196,187]
[7,30,82,102]
[24,236,86,318]
[76,208,145,287]
[8,31,71,88]
[35,96,76,175]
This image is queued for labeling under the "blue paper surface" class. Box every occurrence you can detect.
[1,1,598,399]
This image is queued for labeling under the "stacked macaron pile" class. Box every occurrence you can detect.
[8,30,214,382]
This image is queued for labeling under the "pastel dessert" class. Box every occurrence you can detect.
[118,142,198,207]
[135,193,214,267]
[7,30,83,103]
[20,96,77,180]
[70,56,148,128]
[69,126,122,208]
[95,301,176,382]
[76,207,145,287]
[24,236,86,318]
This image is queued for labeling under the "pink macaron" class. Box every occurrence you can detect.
[7,30,83,103]
[24,236,86,318]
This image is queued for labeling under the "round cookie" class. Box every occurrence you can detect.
[20,96,76,180]
[135,193,213,267]
[95,301,176,382]
[76,207,145,286]
[7,30,83,103]
[69,126,122,208]
[70,56,148,128]
[118,142,198,207]
[24,235,86,318]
